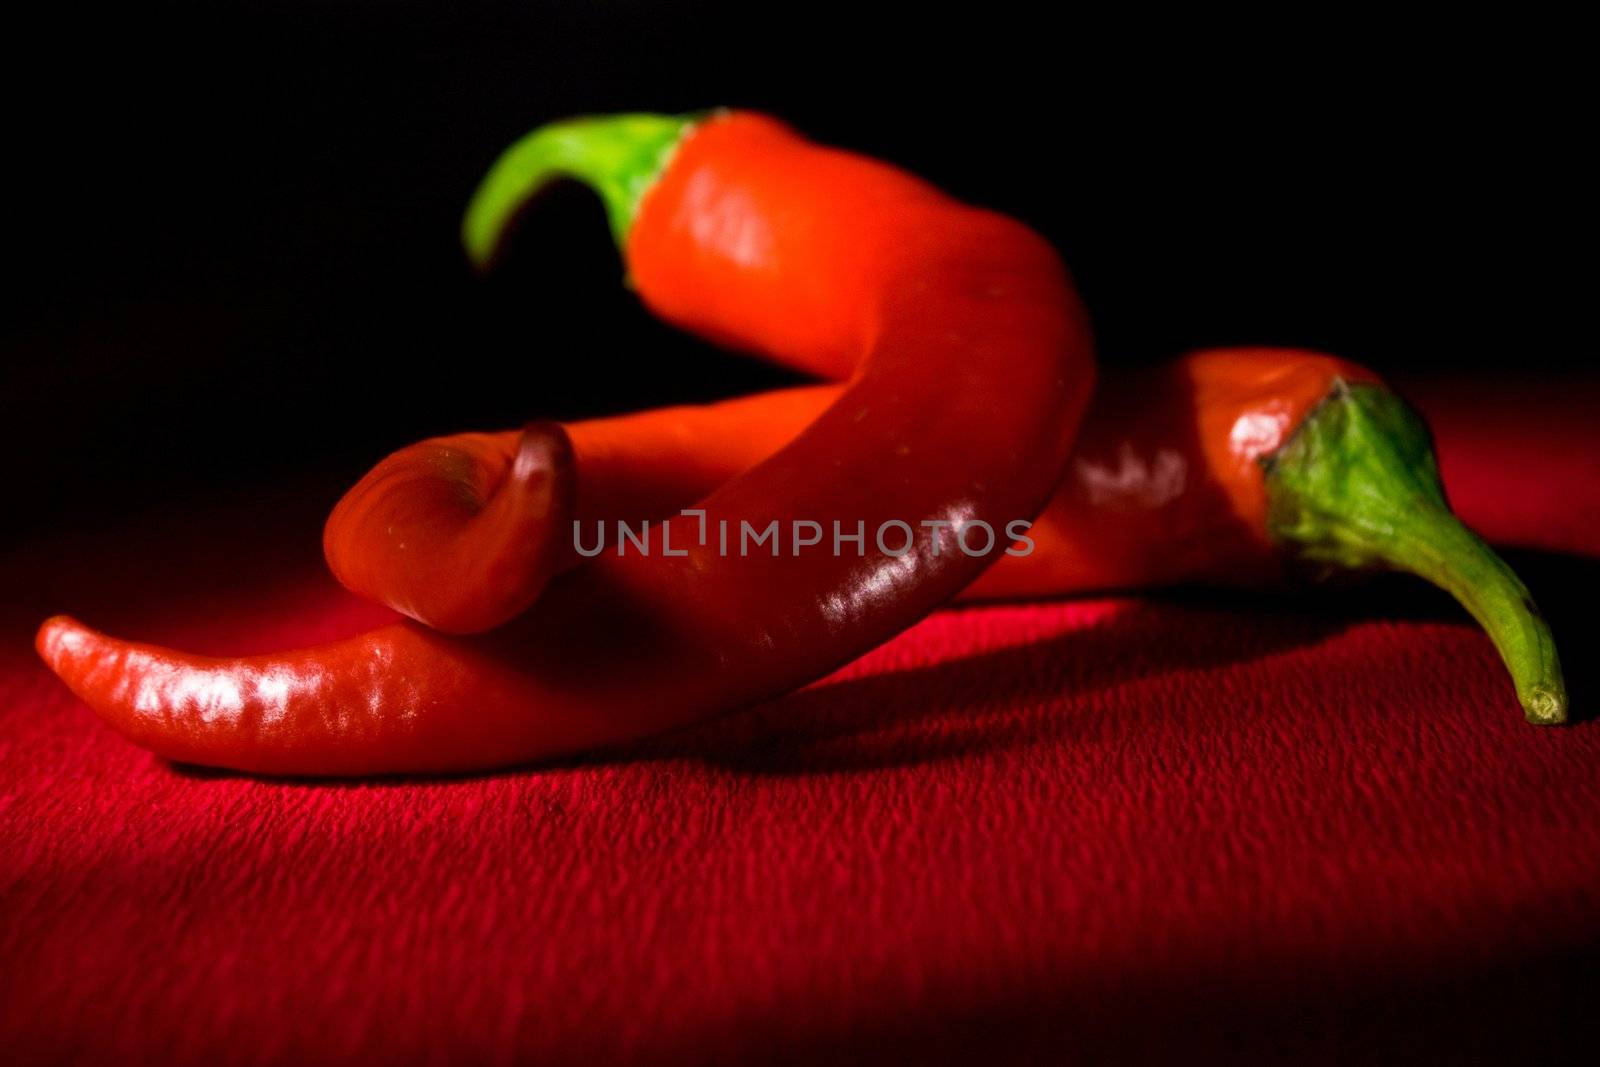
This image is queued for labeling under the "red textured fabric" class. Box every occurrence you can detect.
[3,376,1598,1064]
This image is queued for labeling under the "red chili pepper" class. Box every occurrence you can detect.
[36,111,1096,775]
[328,348,1567,726]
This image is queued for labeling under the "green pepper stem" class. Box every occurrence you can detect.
[1263,381,1567,724]
[461,111,705,269]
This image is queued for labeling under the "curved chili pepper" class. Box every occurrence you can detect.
[36,110,1096,775]
[328,348,1566,725]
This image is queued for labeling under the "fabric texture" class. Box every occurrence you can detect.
[2,375,1598,1064]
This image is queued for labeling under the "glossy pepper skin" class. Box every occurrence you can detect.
[327,347,1566,725]
[326,388,842,634]
[973,348,1378,596]
[37,110,1096,775]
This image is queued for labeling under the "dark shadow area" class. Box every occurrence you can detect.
[639,548,1599,775]
[2,3,1585,546]
[685,930,1600,1065]
[653,598,1349,774]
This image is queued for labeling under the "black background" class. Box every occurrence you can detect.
[1,3,1582,541]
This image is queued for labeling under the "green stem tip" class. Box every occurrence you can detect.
[1263,381,1567,725]
[461,112,705,270]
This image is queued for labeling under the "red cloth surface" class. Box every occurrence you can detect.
[3,375,1599,1064]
